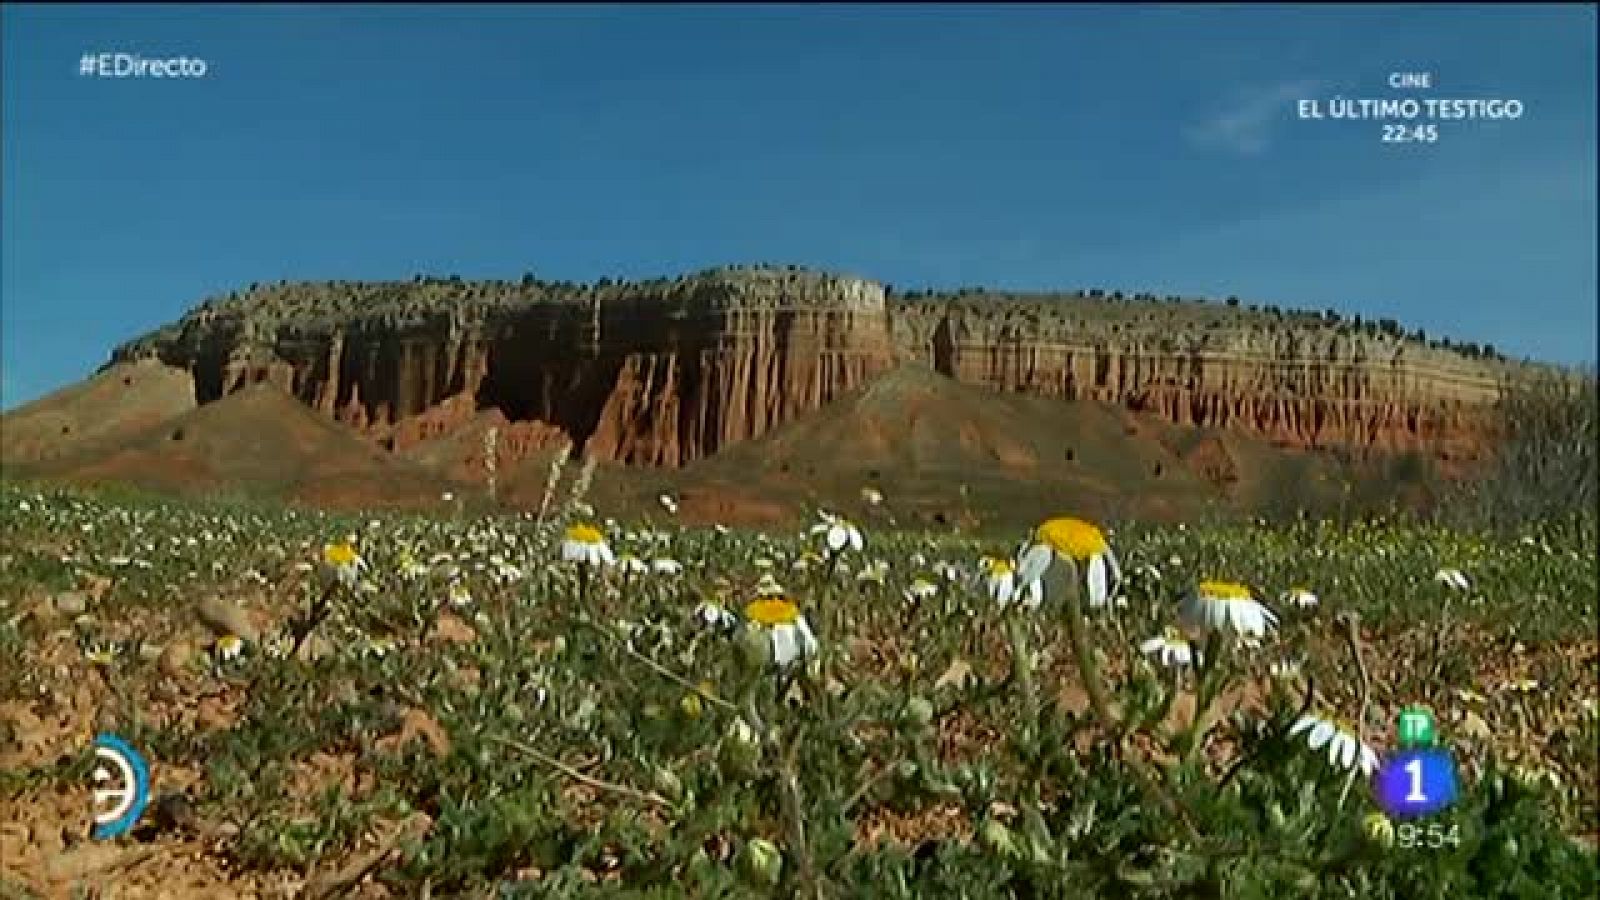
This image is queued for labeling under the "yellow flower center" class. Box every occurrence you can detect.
[745,597,801,627]
[324,542,358,566]
[1162,627,1189,644]
[984,556,1015,576]
[216,635,243,653]
[1312,713,1359,736]
[1199,579,1253,601]
[1035,517,1108,561]
[566,523,604,545]
[1362,812,1394,836]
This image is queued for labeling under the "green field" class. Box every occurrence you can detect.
[1,480,1596,897]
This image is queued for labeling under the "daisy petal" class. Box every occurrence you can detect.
[1017,544,1053,588]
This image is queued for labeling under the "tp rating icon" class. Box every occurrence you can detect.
[1398,706,1437,749]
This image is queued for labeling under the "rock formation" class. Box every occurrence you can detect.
[108,267,1511,473]
[890,296,1502,465]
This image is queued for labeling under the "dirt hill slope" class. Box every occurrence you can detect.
[26,382,455,510]
[1,360,197,470]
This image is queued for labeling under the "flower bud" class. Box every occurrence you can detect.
[979,819,1021,858]
[1266,802,1288,832]
[719,717,761,776]
[1362,812,1395,849]
[739,837,783,886]
[653,766,684,802]
[737,624,772,669]
[903,695,934,732]
[680,691,704,720]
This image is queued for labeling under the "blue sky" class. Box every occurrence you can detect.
[3,4,1595,410]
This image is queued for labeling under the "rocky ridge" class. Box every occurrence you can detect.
[109,266,1513,472]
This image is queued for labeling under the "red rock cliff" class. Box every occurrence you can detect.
[112,268,894,469]
[890,295,1503,464]
[110,269,1510,472]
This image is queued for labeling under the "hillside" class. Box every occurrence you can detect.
[0,265,1525,522]
[19,382,455,510]
[0,360,198,469]
[105,266,1512,473]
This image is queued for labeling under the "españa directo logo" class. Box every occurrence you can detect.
[1294,72,1525,146]
[91,733,152,839]
[79,52,208,80]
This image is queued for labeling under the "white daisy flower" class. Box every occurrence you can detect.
[1179,580,1278,639]
[1282,587,1319,609]
[617,553,650,577]
[83,642,118,667]
[560,523,615,567]
[982,556,1043,610]
[447,582,473,608]
[860,487,884,506]
[695,601,738,632]
[727,715,759,749]
[320,540,367,589]
[362,636,397,659]
[811,512,865,554]
[651,558,684,576]
[904,577,939,603]
[659,494,679,515]
[1139,628,1194,668]
[755,573,786,597]
[1016,517,1121,608]
[214,633,245,662]
[1434,568,1470,591]
[1270,658,1303,680]
[855,560,889,585]
[1290,713,1380,776]
[742,597,820,669]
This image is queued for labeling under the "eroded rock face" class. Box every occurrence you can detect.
[109,268,1507,472]
[113,268,895,468]
[890,298,1502,464]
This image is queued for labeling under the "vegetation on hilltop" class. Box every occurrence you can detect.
[111,265,1510,368]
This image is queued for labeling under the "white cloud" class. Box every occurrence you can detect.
[1185,79,1322,156]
